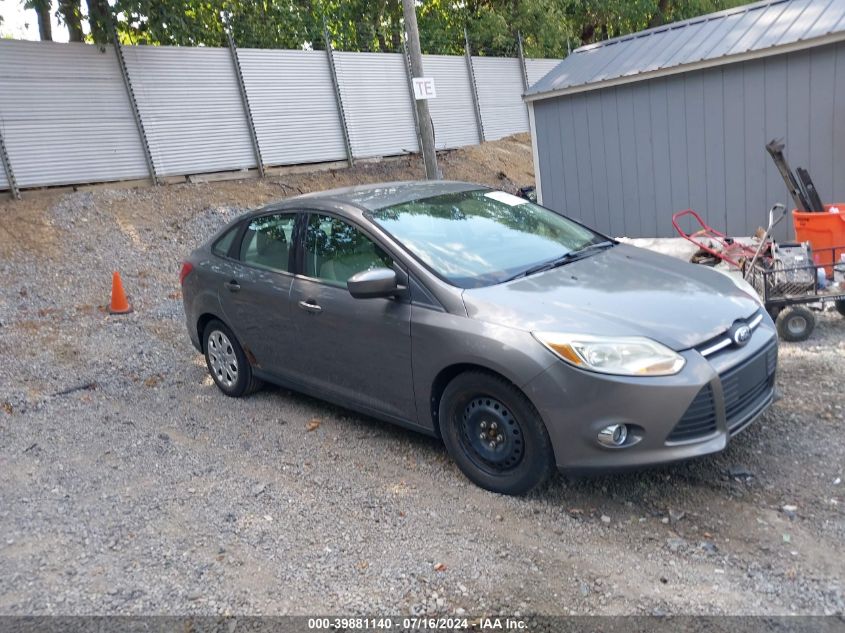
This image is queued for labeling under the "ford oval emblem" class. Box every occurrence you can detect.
[733,324,752,346]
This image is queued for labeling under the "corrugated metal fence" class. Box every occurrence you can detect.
[0,39,561,193]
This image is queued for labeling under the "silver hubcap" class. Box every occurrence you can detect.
[787,316,806,335]
[207,330,238,388]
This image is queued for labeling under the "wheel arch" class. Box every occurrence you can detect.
[197,312,222,352]
[429,363,538,439]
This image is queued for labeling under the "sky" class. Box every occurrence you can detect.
[0,1,71,41]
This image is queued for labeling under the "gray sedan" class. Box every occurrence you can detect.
[180,181,777,495]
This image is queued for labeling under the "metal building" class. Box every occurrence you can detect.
[525,0,845,240]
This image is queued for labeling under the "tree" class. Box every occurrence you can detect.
[4,0,750,57]
[58,0,83,41]
[24,0,52,40]
[564,0,748,47]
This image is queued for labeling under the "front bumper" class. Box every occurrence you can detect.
[523,320,778,472]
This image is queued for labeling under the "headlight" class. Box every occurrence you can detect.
[717,269,763,306]
[532,332,686,376]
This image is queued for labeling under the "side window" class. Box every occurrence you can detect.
[212,225,238,257]
[303,214,393,286]
[239,213,296,272]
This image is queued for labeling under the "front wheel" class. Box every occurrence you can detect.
[439,371,555,496]
[775,306,815,342]
[203,319,262,397]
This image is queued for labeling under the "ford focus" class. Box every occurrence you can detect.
[180,181,777,495]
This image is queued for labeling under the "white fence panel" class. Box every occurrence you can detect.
[422,54,479,149]
[123,46,255,177]
[0,131,7,188]
[0,40,148,188]
[334,52,418,158]
[526,58,562,88]
[239,49,347,166]
[473,56,528,140]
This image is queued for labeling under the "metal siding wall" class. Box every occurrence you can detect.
[632,87,657,237]
[536,42,845,240]
[684,74,708,230]
[534,103,558,209]
[666,80,689,226]
[834,43,845,205]
[333,52,418,158]
[763,57,787,236]
[649,79,673,236]
[601,90,624,237]
[702,68,727,238]
[571,94,594,227]
[123,46,256,177]
[526,59,562,87]
[615,85,641,237]
[473,57,529,140]
[586,92,609,234]
[238,49,347,166]
[743,64,767,237]
[807,46,837,208]
[559,99,582,221]
[0,40,148,188]
[422,54,478,149]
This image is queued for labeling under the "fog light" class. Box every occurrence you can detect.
[598,424,628,447]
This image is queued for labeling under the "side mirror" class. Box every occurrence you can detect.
[347,267,401,299]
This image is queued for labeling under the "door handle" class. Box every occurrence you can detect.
[224,280,241,292]
[298,300,322,314]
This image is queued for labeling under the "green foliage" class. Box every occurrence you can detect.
[14,0,751,56]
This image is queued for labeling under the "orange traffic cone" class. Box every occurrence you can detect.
[109,271,133,315]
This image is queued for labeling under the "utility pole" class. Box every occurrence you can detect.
[401,0,439,180]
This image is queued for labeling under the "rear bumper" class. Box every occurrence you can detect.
[523,321,778,472]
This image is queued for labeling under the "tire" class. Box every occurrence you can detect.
[202,319,262,397]
[835,299,845,318]
[439,371,555,496]
[775,306,815,342]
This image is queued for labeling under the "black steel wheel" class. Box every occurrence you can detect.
[775,306,815,342]
[202,319,262,397]
[439,371,555,495]
[835,299,845,318]
[461,396,525,473]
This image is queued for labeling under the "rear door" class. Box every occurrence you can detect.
[217,212,299,379]
[287,212,416,422]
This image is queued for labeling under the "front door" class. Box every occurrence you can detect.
[288,213,416,422]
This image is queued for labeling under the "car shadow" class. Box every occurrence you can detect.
[224,379,773,508]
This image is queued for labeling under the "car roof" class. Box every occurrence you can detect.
[277,180,488,212]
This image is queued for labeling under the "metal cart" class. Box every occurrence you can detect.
[744,245,845,341]
[673,206,845,341]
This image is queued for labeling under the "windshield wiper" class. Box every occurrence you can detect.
[503,240,615,282]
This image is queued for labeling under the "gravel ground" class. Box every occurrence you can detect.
[0,146,843,616]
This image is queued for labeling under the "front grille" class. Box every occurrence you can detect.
[666,385,718,443]
[722,341,777,434]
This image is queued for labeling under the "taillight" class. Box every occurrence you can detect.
[179,261,194,285]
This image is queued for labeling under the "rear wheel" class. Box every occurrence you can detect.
[835,299,845,318]
[439,371,555,496]
[775,306,815,342]
[203,319,262,397]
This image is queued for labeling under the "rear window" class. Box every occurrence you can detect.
[212,226,238,257]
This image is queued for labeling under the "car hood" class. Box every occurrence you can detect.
[462,243,760,350]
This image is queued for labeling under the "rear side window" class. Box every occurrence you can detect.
[239,214,296,272]
[212,226,238,257]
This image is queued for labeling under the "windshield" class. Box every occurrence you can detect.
[367,189,607,288]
